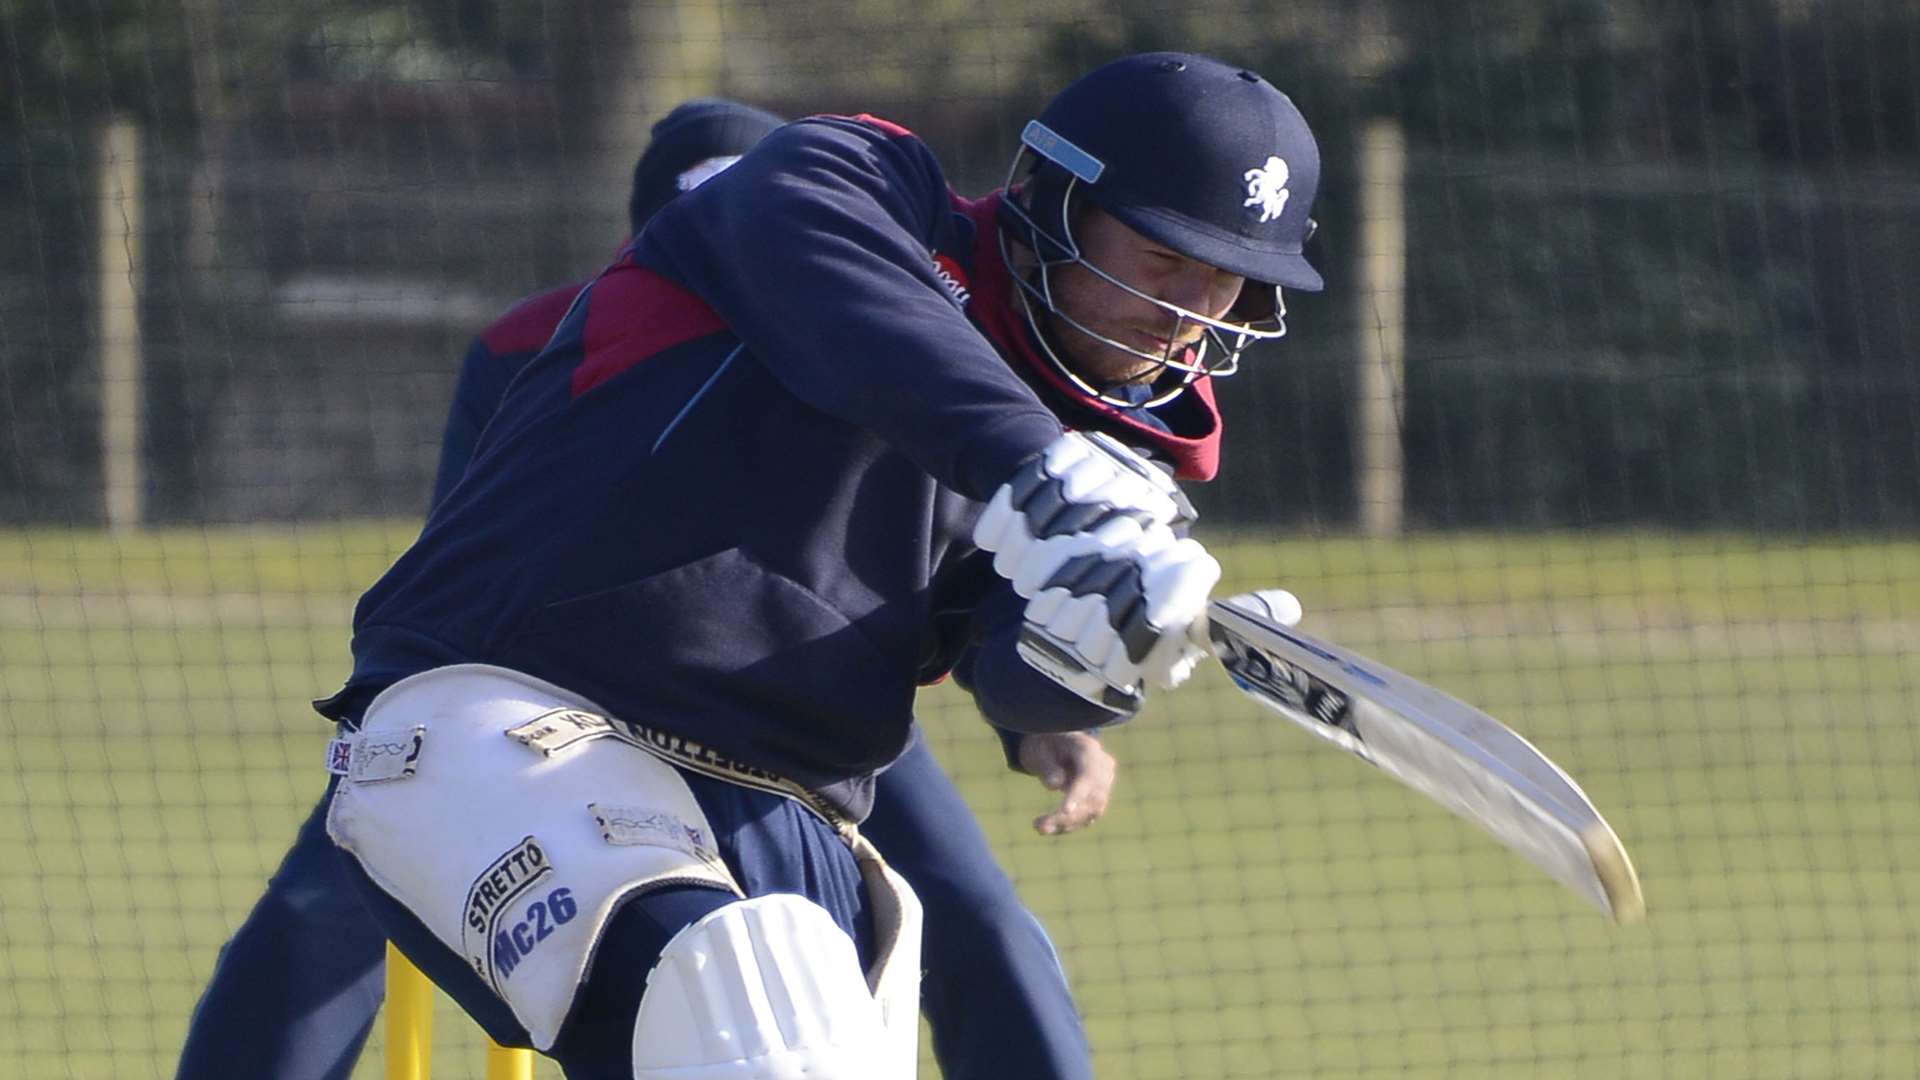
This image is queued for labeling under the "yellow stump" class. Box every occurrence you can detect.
[487,1042,536,1080]
[386,942,538,1079]
[385,943,433,1080]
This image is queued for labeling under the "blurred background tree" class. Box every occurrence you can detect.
[2,0,1914,526]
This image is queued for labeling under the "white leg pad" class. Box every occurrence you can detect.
[325,664,742,1051]
[632,894,914,1080]
[846,833,921,1074]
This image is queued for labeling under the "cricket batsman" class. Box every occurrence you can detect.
[316,52,1323,1078]
[180,99,1113,1080]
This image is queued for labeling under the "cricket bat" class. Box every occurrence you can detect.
[1202,590,1645,923]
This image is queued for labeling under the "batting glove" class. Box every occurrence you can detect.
[974,431,1196,593]
[1012,521,1221,709]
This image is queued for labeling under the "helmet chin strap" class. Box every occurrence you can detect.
[997,151,1286,410]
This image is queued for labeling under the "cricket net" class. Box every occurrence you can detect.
[3,2,1918,1077]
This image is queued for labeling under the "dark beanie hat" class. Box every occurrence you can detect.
[628,97,786,231]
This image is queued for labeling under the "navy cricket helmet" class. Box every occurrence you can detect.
[1001,52,1323,406]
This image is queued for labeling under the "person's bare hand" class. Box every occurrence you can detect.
[1016,731,1117,835]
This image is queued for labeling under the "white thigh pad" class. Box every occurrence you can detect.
[325,664,742,1050]
[631,894,914,1080]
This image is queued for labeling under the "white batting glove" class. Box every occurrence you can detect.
[973,431,1195,596]
[976,431,1214,710]
[1011,523,1221,711]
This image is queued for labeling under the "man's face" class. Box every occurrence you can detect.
[1044,206,1247,388]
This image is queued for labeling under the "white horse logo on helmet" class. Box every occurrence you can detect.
[1243,156,1292,223]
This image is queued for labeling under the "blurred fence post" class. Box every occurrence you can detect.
[1355,115,1406,537]
[96,115,143,531]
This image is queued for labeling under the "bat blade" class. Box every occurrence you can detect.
[1205,593,1645,923]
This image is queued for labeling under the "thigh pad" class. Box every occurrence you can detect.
[326,664,742,1049]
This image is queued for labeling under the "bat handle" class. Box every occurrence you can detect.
[1200,589,1305,641]
[1188,607,1213,650]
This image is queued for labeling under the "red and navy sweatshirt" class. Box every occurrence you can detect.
[431,283,583,508]
[318,116,1222,820]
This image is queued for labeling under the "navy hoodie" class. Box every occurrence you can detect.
[318,115,1223,820]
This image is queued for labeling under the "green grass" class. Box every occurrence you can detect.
[3,525,1918,1078]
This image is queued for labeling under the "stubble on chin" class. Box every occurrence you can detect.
[1061,332,1165,388]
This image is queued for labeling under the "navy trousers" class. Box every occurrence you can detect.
[176,733,1092,1080]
